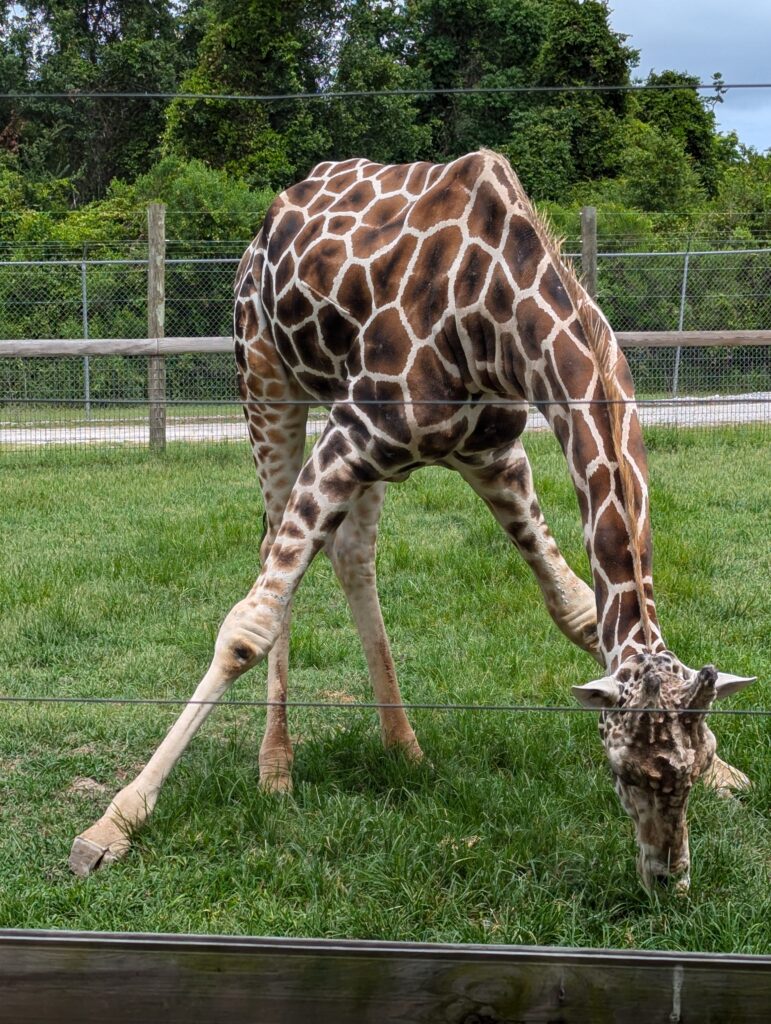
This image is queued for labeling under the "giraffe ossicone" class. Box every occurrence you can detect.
[69,150,756,891]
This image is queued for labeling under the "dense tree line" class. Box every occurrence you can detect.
[1,0,769,248]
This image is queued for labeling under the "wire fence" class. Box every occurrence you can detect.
[0,693,765,717]
[0,241,769,450]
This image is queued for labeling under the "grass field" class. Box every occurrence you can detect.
[0,428,769,951]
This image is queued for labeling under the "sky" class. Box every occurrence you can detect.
[607,0,771,152]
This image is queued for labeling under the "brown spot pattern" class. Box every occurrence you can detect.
[456,244,492,308]
[236,152,660,672]
[363,308,411,375]
[468,181,507,249]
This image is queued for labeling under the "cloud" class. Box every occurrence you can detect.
[608,0,770,150]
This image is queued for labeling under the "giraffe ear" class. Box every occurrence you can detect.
[714,672,756,701]
[572,677,620,709]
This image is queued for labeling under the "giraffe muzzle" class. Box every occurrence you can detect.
[638,850,691,894]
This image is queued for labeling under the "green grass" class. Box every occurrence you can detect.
[0,429,769,951]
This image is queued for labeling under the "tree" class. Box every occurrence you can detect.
[619,119,703,216]
[701,147,771,241]
[633,70,740,196]
[406,0,543,158]
[324,0,432,164]
[405,0,638,196]
[163,0,337,189]
[529,0,637,184]
[0,0,194,203]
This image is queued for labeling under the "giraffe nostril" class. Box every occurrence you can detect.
[651,871,690,895]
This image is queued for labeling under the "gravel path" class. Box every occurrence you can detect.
[1,394,768,447]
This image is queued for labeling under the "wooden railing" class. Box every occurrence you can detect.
[1,330,769,447]
[2,328,770,359]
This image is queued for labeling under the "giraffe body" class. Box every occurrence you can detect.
[70,152,754,889]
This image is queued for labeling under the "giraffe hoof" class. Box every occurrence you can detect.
[259,746,294,794]
[69,822,132,876]
[401,739,426,764]
[384,735,426,765]
[259,767,294,795]
[703,758,751,799]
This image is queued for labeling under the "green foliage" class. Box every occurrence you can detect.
[130,157,275,241]
[633,71,740,197]
[500,107,576,200]
[0,0,768,240]
[1,155,274,246]
[1,1,194,201]
[696,148,771,242]
[540,194,657,249]
[0,152,74,238]
[406,0,542,157]
[619,119,704,217]
[162,0,336,188]
[324,0,433,164]
[405,0,635,194]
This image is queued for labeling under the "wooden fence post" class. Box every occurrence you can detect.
[147,203,166,451]
[581,205,597,300]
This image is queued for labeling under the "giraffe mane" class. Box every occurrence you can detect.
[486,151,654,651]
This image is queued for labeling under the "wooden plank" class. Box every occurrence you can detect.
[1,331,770,360]
[617,330,771,348]
[158,335,234,354]
[0,930,769,1024]
[0,338,161,357]
[147,204,166,451]
[0,337,234,357]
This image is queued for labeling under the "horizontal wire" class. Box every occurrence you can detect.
[1,83,769,103]
[1,397,769,408]
[0,694,766,716]
[3,249,770,266]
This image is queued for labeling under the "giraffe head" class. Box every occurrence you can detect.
[572,653,755,892]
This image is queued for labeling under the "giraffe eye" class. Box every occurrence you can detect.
[610,754,644,786]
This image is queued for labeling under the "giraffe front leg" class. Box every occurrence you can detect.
[69,590,287,877]
[454,441,601,662]
[69,427,370,875]
[69,657,239,876]
[702,756,751,797]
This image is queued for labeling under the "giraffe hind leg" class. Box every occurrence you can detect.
[241,342,309,795]
[325,482,422,760]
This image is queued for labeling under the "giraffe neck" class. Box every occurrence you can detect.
[510,299,664,671]
[462,160,666,671]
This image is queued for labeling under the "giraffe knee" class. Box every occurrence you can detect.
[216,600,283,674]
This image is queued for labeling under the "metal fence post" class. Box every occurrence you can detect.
[80,251,91,418]
[581,206,597,299]
[672,247,691,397]
[148,203,166,450]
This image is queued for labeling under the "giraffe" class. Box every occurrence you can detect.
[70,150,755,890]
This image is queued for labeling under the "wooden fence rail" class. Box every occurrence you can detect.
[1,929,770,1024]
[2,329,770,360]
[1,331,769,446]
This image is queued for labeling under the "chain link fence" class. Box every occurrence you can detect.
[1,241,769,450]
